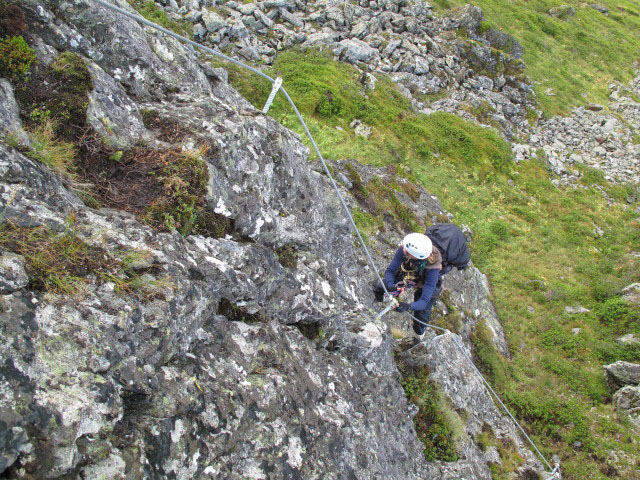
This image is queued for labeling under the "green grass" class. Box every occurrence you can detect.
[25,120,77,180]
[438,1,640,116]
[0,219,168,297]
[127,0,192,37]
[217,47,640,478]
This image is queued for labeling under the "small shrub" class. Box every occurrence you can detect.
[315,89,343,117]
[597,297,634,329]
[0,3,28,37]
[0,35,35,82]
[15,51,93,140]
[275,244,298,269]
[217,298,262,323]
[400,367,460,462]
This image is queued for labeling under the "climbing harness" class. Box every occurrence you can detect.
[88,1,561,476]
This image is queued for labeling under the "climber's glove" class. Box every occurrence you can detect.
[396,302,411,313]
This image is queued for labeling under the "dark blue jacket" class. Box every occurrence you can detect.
[384,247,439,312]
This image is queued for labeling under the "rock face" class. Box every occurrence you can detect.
[397,332,542,479]
[0,1,547,478]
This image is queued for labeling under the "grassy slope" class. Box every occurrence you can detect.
[217,46,640,479]
[435,0,640,116]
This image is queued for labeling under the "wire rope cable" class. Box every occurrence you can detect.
[87,1,558,476]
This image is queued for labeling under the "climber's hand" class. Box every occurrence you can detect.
[396,302,411,313]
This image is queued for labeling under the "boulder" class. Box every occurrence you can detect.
[447,4,485,35]
[337,38,378,64]
[621,283,640,306]
[604,361,640,390]
[548,5,576,20]
[613,386,640,427]
[616,334,640,347]
[203,11,228,32]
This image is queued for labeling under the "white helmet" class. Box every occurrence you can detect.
[401,233,432,259]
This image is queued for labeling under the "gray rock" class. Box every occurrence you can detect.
[589,4,609,14]
[483,29,523,59]
[447,4,485,35]
[351,21,369,39]
[203,11,228,32]
[565,305,590,314]
[337,38,378,64]
[0,253,28,294]
[279,8,304,28]
[237,3,257,15]
[548,5,576,20]
[621,283,640,306]
[87,62,148,149]
[397,332,543,478]
[0,80,30,147]
[354,123,373,138]
[604,361,640,389]
[613,385,640,427]
[616,334,640,347]
[255,9,275,29]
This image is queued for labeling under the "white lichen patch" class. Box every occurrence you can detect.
[287,436,304,469]
[214,197,233,217]
[321,281,332,297]
[171,419,185,443]
[152,39,175,62]
[358,322,383,349]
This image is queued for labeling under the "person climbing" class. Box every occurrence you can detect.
[374,232,442,343]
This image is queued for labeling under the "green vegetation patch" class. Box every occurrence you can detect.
[127,0,192,37]
[15,51,93,140]
[475,425,530,479]
[275,244,298,269]
[217,298,263,323]
[0,220,163,297]
[0,35,35,82]
[23,120,78,182]
[400,366,461,462]
[81,144,229,237]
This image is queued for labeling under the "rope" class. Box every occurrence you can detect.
[87,1,557,476]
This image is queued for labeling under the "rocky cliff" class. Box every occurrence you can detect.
[0,1,558,478]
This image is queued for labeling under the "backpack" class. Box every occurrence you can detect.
[425,223,470,275]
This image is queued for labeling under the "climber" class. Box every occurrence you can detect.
[374,232,442,343]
